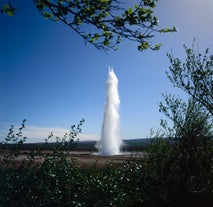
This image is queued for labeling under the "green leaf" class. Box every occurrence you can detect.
[90,37,95,43]
[43,12,52,19]
[115,16,120,21]
[2,4,15,16]
[7,10,14,16]
[105,11,109,17]
[134,4,139,9]
[3,4,10,10]
[138,41,149,51]
[144,0,156,8]
[127,8,133,15]
[103,39,110,46]
[75,16,82,25]
[159,27,177,33]
[94,33,100,40]
[153,44,161,50]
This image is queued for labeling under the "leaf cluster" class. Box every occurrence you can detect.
[0,3,16,16]
[167,42,213,115]
[32,0,176,52]
[148,93,213,206]
[1,1,177,52]
[0,119,84,167]
[152,44,213,206]
[0,119,27,158]
[159,95,213,138]
[0,117,213,206]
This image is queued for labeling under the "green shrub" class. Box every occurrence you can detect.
[1,116,212,207]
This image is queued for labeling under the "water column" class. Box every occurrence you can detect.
[100,68,122,155]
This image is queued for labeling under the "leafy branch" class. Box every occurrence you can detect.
[167,41,213,115]
[34,0,177,52]
[1,0,177,52]
[0,2,16,16]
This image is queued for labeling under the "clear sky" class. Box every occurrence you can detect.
[0,0,213,142]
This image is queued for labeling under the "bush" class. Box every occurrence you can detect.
[1,117,212,207]
[143,96,213,207]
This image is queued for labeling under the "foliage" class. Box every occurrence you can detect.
[159,95,213,137]
[0,119,27,158]
[0,119,143,206]
[153,44,213,205]
[167,42,213,115]
[0,116,213,206]
[1,43,213,206]
[1,0,177,52]
[143,44,213,206]
[0,119,84,166]
[0,158,81,206]
[0,2,16,16]
[157,95,213,204]
[0,119,87,206]
[145,140,213,206]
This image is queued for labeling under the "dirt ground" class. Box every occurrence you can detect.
[67,151,143,168]
[0,150,143,168]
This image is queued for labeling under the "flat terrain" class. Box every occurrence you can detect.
[67,151,143,168]
[0,150,143,168]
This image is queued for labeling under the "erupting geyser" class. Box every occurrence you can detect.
[99,67,122,155]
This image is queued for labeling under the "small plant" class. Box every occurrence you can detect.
[0,119,27,167]
[0,119,86,206]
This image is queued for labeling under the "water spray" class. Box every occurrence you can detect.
[99,67,122,155]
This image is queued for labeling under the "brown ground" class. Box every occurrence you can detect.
[0,150,143,168]
[67,151,142,168]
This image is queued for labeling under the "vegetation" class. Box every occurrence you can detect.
[167,41,213,115]
[1,0,212,205]
[1,107,213,207]
[152,96,213,206]
[145,43,213,206]
[1,0,176,52]
[0,44,212,206]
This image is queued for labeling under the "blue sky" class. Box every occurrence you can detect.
[1,0,213,142]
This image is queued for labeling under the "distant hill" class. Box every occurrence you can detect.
[76,138,152,151]
[122,138,152,151]
[0,138,152,152]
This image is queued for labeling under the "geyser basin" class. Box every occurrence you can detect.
[98,68,122,155]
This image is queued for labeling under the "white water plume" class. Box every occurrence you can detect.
[99,67,122,155]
